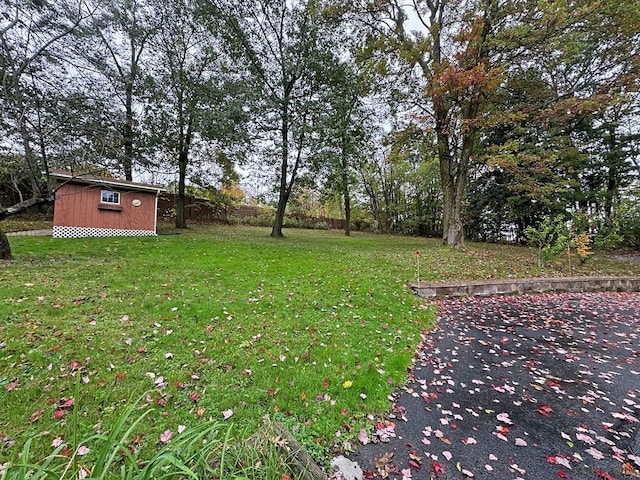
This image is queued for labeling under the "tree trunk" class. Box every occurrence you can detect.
[604,124,618,219]
[271,195,286,238]
[0,229,11,261]
[175,150,188,229]
[0,196,54,260]
[341,140,351,236]
[271,99,290,238]
[123,81,134,181]
[343,187,351,236]
[442,192,465,247]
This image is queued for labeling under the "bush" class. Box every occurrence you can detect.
[618,195,640,250]
[524,215,571,266]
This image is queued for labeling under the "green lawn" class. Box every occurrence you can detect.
[1,226,638,473]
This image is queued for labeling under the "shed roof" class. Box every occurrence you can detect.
[49,170,166,194]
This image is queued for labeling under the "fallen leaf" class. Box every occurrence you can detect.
[555,456,572,470]
[576,433,596,445]
[585,447,605,460]
[595,469,618,480]
[432,461,445,474]
[622,462,640,478]
[76,445,90,456]
[496,413,513,424]
[29,409,44,423]
[160,430,172,443]
[374,452,393,469]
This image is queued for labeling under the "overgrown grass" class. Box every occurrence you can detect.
[0,226,637,476]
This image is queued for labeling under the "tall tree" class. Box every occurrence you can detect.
[468,0,640,241]
[357,0,503,248]
[356,0,639,248]
[0,0,91,258]
[314,60,374,236]
[145,0,236,229]
[204,0,342,237]
[79,0,155,180]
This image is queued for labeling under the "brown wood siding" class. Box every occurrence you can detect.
[53,183,157,231]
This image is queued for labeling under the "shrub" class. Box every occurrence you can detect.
[524,215,571,266]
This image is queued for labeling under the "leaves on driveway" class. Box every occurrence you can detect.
[353,293,640,479]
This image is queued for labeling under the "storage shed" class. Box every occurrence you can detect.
[50,170,165,238]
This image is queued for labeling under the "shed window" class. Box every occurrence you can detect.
[101,190,120,204]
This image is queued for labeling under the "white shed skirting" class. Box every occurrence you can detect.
[53,226,157,238]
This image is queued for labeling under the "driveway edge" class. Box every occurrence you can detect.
[410,276,640,298]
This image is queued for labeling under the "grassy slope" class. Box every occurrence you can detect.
[0,226,638,466]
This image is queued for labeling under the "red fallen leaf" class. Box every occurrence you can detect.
[61,398,75,408]
[538,404,553,416]
[432,461,445,475]
[29,409,44,423]
[61,446,71,457]
[322,380,329,388]
[281,474,292,480]
[137,346,147,353]
[595,469,618,480]
[5,382,18,391]
[557,471,569,479]
[157,398,166,406]
[115,372,125,380]
[340,409,348,416]
[52,409,65,419]
[190,392,199,402]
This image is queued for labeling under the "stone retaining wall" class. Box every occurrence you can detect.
[410,276,640,299]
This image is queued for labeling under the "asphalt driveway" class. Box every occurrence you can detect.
[349,292,640,480]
